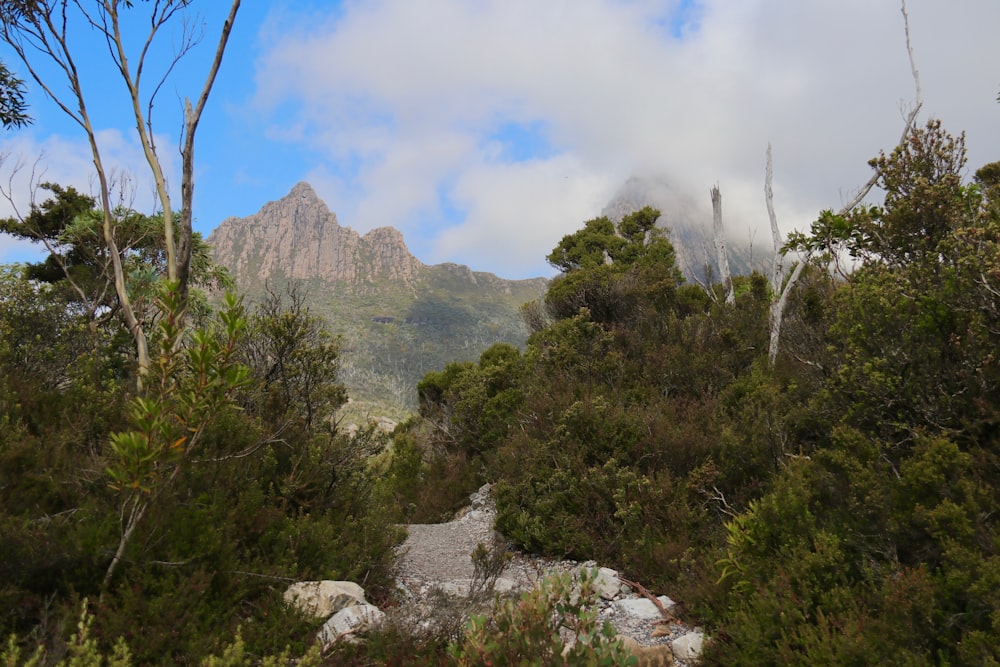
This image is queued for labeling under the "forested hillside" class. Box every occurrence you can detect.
[400,120,1000,664]
[3,117,1000,664]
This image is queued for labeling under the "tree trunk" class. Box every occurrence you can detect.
[711,185,735,304]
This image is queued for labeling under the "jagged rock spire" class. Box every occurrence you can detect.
[209,182,423,288]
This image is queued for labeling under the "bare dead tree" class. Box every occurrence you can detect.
[764,145,810,364]
[711,184,735,304]
[765,0,923,365]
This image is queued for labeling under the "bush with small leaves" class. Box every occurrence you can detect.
[448,568,637,667]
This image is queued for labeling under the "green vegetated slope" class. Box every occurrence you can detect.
[208,181,548,421]
[280,267,547,420]
[398,121,1000,664]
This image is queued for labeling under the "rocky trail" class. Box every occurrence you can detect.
[393,484,705,665]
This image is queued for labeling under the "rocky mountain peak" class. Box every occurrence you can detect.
[288,180,320,201]
[209,183,423,288]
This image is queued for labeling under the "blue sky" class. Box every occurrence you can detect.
[1,0,998,279]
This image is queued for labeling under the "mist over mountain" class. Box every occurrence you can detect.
[602,175,763,285]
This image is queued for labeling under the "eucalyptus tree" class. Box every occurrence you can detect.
[0,0,245,592]
[0,58,28,128]
[0,0,241,377]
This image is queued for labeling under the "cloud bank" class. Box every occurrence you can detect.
[259,0,997,278]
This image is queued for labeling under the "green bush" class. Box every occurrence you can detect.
[447,568,636,667]
[1,601,323,667]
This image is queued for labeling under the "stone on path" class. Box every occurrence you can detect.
[283,580,366,619]
[614,595,676,620]
[671,629,705,663]
[317,604,385,647]
[593,567,622,600]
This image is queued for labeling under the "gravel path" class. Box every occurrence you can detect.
[396,509,496,585]
[393,487,701,664]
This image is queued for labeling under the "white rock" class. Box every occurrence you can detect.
[493,577,519,594]
[434,575,519,598]
[671,629,705,662]
[436,580,471,597]
[283,580,366,619]
[469,483,493,509]
[613,595,676,619]
[317,603,385,646]
[461,509,489,523]
[593,567,622,600]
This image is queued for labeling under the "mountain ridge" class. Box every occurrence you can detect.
[210,182,546,294]
[209,182,424,290]
[209,182,547,416]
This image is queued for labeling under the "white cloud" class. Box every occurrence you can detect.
[436,154,615,277]
[0,128,180,263]
[255,0,1000,278]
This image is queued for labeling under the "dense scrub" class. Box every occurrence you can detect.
[5,120,1000,664]
[409,122,1000,664]
[0,235,403,664]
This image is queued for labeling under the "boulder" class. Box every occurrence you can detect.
[614,595,676,620]
[469,483,494,510]
[671,629,705,662]
[283,580,366,619]
[317,603,386,646]
[593,567,622,600]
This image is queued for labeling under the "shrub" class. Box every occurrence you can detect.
[447,568,637,667]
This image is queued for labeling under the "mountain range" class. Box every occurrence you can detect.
[209,183,547,418]
[209,178,759,417]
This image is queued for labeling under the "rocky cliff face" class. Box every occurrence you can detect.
[209,182,424,288]
[207,182,548,417]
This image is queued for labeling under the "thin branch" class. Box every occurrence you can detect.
[839,0,922,216]
[768,258,807,364]
[106,2,176,287]
[227,570,297,583]
[765,144,783,292]
[707,484,740,519]
[177,0,241,301]
[192,430,289,464]
[901,0,922,109]
[618,577,678,623]
[141,4,200,150]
